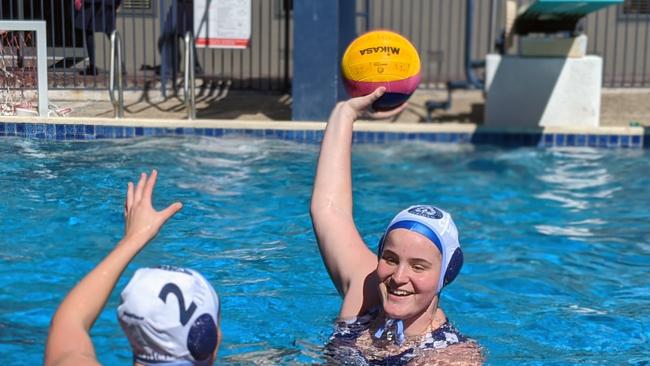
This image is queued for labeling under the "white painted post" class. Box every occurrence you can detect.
[0,20,48,117]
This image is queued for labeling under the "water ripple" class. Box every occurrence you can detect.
[1,138,648,365]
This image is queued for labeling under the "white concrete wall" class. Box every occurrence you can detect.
[485,54,603,128]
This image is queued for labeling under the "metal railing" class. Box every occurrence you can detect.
[182,31,195,120]
[0,0,648,90]
[109,29,124,118]
[0,0,292,92]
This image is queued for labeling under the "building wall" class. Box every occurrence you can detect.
[2,0,647,89]
[95,0,291,90]
[358,0,650,88]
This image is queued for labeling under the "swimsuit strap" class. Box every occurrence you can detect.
[373,318,406,346]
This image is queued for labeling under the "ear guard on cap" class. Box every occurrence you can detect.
[187,314,218,361]
[442,247,463,288]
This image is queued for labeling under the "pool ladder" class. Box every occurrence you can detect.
[181,31,196,120]
[109,31,195,120]
[109,30,124,119]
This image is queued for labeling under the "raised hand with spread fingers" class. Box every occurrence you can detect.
[45,170,182,366]
[123,170,183,247]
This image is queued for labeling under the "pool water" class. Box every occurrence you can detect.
[1,136,649,365]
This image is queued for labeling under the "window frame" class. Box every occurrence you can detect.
[118,0,157,18]
[618,0,650,20]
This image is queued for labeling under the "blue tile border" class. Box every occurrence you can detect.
[0,122,646,149]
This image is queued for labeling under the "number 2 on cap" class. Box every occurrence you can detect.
[159,283,198,326]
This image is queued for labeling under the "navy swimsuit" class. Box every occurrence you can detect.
[325,307,468,365]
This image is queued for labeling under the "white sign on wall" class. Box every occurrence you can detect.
[194,0,252,49]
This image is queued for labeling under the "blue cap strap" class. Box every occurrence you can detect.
[374,318,392,339]
[378,220,444,256]
[395,319,405,345]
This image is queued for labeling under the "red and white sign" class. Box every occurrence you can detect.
[194,0,251,49]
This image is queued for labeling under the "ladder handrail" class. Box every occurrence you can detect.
[109,30,124,119]
[182,31,196,120]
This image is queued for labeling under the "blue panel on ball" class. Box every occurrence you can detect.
[372,92,411,111]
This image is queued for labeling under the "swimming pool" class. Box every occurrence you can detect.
[1,136,648,365]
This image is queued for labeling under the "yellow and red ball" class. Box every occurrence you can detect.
[341,30,421,111]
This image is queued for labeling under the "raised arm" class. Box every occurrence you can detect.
[310,88,406,316]
[45,170,182,366]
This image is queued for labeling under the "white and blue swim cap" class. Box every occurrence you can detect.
[378,205,464,293]
[117,266,220,366]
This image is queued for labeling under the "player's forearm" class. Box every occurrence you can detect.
[50,236,145,331]
[311,103,356,218]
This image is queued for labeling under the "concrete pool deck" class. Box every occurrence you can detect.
[3,86,647,148]
[47,88,650,127]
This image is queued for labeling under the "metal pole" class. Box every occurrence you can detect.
[109,30,124,118]
[488,0,498,54]
[283,0,291,91]
[17,1,24,19]
[35,21,48,117]
[365,0,370,31]
[184,31,196,120]
[464,0,483,89]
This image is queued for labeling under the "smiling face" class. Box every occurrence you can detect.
[376,229,442,323]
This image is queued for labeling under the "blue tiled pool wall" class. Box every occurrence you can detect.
[0,122,647,148]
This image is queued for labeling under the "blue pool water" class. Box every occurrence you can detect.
[1,136,649,365]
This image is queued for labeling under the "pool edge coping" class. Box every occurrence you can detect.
[0,115,646,135]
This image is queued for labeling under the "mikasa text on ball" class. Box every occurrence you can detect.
[341,30,421,111]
